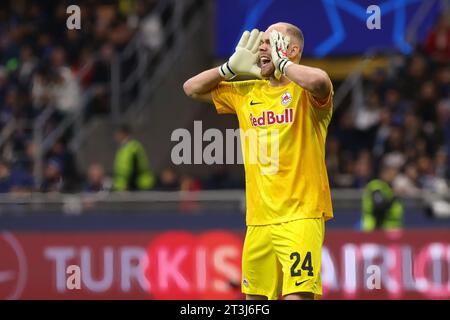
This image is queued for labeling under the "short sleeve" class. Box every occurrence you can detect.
[306,79,334,110]
[211,80,257,114]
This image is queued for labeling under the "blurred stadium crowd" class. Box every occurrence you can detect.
[327,14,450,197]
[0,0,163,193]
[0,0,448,196]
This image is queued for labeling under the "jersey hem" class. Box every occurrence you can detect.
[246,213,333,226]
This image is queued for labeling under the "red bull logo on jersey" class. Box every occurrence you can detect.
[249,108,294,127]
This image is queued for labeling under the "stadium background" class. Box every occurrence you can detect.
[0,0,449,300]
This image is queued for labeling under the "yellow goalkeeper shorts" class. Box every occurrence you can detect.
[241,218,325,300]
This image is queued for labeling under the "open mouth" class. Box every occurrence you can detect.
[260,56,271,67]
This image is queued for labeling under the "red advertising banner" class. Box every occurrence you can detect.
[0,230,449,300]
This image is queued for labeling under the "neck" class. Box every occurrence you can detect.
[269,75,291,87]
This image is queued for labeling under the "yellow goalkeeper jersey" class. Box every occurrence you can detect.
[211,79,334,226]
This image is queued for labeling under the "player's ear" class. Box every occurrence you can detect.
[297,45,303,61]
[288,44,301,61]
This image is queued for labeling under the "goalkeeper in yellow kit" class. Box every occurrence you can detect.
[183,22,333,300]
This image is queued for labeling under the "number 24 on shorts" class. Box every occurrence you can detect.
[290,251,314,277]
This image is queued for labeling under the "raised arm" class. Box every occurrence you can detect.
[183,29,263,103]
[284,64,331,100]
[183,68,222,103]
[269,30,331,101]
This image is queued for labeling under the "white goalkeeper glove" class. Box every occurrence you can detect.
[270,30,293,80]
[219,29,263,80]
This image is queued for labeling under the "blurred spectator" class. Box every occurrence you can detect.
[0,160,11,192]
[434,66,450,98]
[353,150,373,188]
[361,165,404,231]
[1,88,19,128]
[136,0,163,51]
[64,29,85,66]
[40,158,64,193]
[18,45,38,87]
[31,66,52,111]
[354,90,381,132]
[384,87,409,126]
[353,90,381,154]
[417,155,449,195]
[335,150,355,188]
[331,110,358,153]
[398,53,429,101]
[381,126,406,170]
[436,99,450,171]
[87,43,113,118]
[325,137,340,187]
[48,47,81,115]
[109,18,133,50]
[367,68,389,98]
[434,149,448,180]
[113,124,155,191]
[155,167,179,191]
[7,134,35,171]
[180,175,202,192]
[94,3,118,42]
[414,80,438,124]
[46,139,79,191]
[179,174,202,211]
[0,67,8,104]
[402,112,421,148]
[72,46,95,89]
[84,163,112,193]
[392,162,420,197]
[373,109,392,158]
[9,165,34,194]
[425,12,450,64]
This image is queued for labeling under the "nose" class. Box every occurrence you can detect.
[259,42,268,52]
